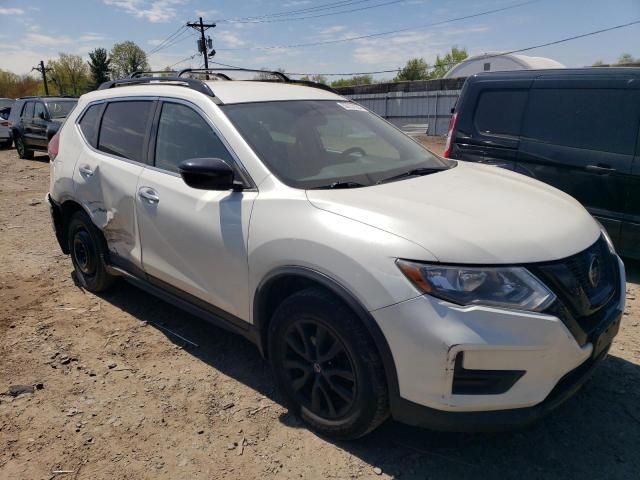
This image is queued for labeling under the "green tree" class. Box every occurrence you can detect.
[299,74,328,85]
[48,53,90,96]
[110,41,150,79]
[330,75,374,88]
[394,58,429,82]
[618,53,636,65]
[88,48,111,88]
[428,47,468,79]
[592,59,605,66]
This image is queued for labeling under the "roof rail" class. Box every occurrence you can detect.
[177,67,339,94]
[128,71,177,78]
[97,76,215,97]
[17,95,78,99]
[178,67,290,82]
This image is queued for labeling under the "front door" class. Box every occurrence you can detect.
[32,102,49,148]
[517,76,638,245]
[136,100,256,321]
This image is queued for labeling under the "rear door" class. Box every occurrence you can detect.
[136,100,256,322]
[73,98,156,272]
[21,101,36,146]
[32,102,49,148]
[453,78,531,169]
[517,75,638,245]
[620,130,640,259]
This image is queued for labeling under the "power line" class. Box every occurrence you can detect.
[148,25,187,56]
[211,19,640,77]
[217,0,538,51]
[219,0,405,24]
[169,54,198,69]
[216,0,379,23]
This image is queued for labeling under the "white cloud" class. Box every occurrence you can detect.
[103,0,187,23]
[25,33,73,47]
[195,9,219,19]
[282,0,312,6]
[319,25,347,36]
[218,32,247,48]
[0,7,24,15]
[79,32,108,42]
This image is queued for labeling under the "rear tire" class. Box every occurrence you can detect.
[67,211,116,293]
[1,138,11,149]
[15,135,34,159]
[268,288,389,439]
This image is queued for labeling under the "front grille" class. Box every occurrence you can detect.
[530,236,620,346]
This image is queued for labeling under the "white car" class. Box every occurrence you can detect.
[0,98,14,148]
[47,70,625,439]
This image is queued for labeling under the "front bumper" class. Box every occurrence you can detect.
[372,257,625,431]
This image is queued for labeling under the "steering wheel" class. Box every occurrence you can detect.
[339,147,367,161]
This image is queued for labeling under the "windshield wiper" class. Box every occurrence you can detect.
[311,181,366,189]
[376,167,446,185]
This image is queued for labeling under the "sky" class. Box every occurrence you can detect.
[0,0,639,79]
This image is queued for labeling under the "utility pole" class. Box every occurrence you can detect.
[32,60,51,95]
[187,17,216,73]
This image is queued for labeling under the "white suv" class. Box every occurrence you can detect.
[48,70,626,439]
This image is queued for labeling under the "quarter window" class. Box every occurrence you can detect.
[78,104,102,148]
[474,90,528,137]
[522,88,638,155]
[155,102,233,173]
[98,101,154,162]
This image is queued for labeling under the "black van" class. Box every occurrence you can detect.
[445,68,640,260]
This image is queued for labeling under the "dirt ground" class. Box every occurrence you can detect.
[1,143,639,480]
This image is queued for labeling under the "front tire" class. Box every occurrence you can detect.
[15,135,34,159]
[67,211,115,292]
[268,288,389,439]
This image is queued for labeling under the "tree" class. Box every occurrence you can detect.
[592,60,605,66]
[330,75,374,88]
[299,74,328,85]
[48,53,90,96]
[110,41,150,79]
[428,47,468,79]
[394,58,429,82]
[88,48,111,88]
[0,69,40,97]
[618,53,636,65]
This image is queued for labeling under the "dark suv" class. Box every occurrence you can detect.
[9,96,77,159]
[445,68,640,260]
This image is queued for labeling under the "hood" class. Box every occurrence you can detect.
[306,161,600,264]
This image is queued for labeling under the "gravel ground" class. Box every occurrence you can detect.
[1,144,639,480]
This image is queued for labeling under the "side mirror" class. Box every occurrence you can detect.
[178,158,240,191]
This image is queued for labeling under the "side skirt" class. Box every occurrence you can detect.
[105,263,261,347]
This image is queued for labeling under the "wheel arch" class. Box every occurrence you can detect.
[253,266,400,400]
[54,198,108,255]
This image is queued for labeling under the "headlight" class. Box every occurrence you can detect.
[396,260,556,312]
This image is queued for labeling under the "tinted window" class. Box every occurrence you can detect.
[22,102,34,119]
[523,88,638,155]
[45,100,77,119]
[474,90,528,137]
[79,104,102,148]
[155,102,233,173]
[98,101,153,162]
[34,102,46,120]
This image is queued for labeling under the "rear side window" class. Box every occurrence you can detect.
[474,90,528,137]
[34,102,46,120]
[522,88,638,155]
[78,104,102,148]
[22,102,34,119]
[98,101,153,162]
[154,102,233,173]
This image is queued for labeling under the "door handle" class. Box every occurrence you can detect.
[138,187,160,203]
[78,164,94,177]
[585,164,616,174]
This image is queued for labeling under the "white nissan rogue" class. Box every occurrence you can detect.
[48,69,626,439]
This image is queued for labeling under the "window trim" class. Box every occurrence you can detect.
[472,88,529,140]
[75,96,158,167]
[148,97,256,189]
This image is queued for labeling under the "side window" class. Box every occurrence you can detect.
[522,88,638,155]
[34,102,46,120]
[473,90,528,137]
[78,104,102,148]
[155,102,233,173]
[98,101,153,162]
[22,101,34,120]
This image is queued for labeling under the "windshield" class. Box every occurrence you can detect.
[46,100,77,119]
[0,99,14,110]
[221,100,450,189]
